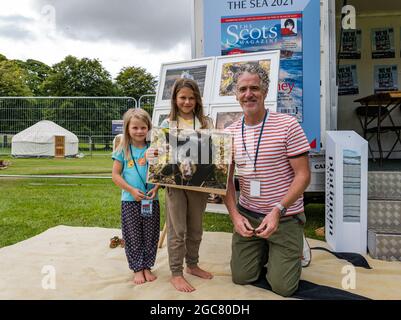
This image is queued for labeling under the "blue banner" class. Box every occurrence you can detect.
[202,0,321,150]
[221,13,303,122]
[112,120,123,135]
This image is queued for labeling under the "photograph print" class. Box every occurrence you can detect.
[210,104,244,130]
[155,57,215,106]
[147,127,232,195]
[162,65,207,100]
[212,50,280,109]
[216,111,243,129]
[219,59,271,97]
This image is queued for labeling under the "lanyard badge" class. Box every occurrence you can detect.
[140,199,153,217]
[241,110,269,198]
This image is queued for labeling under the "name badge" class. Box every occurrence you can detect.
[250,180,261,198]
[141,199,153,217]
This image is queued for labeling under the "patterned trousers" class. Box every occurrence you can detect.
[121,201,160,272]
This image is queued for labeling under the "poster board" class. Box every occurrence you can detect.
[199,0,321,151]
[339,29,362,59]
[151,108,170,128]
[209,104,243,129]
[147,128,232,195]
[338,65,359,96]
[155,57,215,107]
[371,28,395,59]
[211,50,280,110]
[374,65,398,93]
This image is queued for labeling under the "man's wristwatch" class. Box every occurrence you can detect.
[275,203,287,217]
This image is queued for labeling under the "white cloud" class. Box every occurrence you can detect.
[0,0,192,78]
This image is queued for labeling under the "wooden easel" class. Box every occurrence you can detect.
[158,223,167,248]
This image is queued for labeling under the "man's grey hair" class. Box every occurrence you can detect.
[233,63,270,93]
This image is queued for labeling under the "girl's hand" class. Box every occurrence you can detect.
[146,186,159,200]
[131,188,145,201]
[145,148,158,162]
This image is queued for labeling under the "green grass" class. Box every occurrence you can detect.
[0,177,325,248]
[0,155,112,175]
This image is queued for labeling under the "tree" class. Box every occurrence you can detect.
[115,66,157,101]
[15,59,53,96]
[0,60,34,134]
[41,55,118,96]
[0,60,32,96]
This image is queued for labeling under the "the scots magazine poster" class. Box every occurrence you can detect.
[221,13,304,122]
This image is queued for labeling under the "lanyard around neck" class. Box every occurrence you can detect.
[129,144,149,192]
[241,110,269,172]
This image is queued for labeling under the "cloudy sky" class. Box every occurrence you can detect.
[0,0,192,78]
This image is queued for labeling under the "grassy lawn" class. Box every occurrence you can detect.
[0,177,325,248]
[0,154,112,175]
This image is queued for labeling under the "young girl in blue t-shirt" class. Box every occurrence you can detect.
[112,108,160,285]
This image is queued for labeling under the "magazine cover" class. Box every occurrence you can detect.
[338,65,359,96]
[374,65,398,93]
[339,29,362,59]
[147,128,232,195]
[221,13,303,122]
[371,28,395,59]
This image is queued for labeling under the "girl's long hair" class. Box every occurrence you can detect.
[117,108,152,160]
[169,78,208,129]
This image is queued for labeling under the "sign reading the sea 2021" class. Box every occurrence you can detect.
[201,0,320,150]
[221,13,303,122]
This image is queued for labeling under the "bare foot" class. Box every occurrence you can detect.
[144,269,157,282]
[170,275,195,292]
[133,270,146,285]
[186,266,213,279]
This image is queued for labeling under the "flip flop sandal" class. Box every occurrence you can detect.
[119,238,125,248]
[109,236,120,248]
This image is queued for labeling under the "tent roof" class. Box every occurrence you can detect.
[12,120,78,143]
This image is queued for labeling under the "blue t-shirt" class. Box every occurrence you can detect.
[112,145,157,202]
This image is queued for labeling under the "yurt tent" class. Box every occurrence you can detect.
[11,120,79,158]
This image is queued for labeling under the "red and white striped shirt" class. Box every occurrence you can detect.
[226,111,310,216]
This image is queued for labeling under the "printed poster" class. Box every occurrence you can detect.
[374,65,398,93]
[371,28,395,59]
[339,29,362,59]
[338,65,359,96]
[162,66,208,100]
[221,13,304,122]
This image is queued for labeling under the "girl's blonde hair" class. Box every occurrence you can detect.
[118,108,152,159]
[169,78,208,129]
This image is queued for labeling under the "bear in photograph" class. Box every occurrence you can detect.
[147,128,232,195]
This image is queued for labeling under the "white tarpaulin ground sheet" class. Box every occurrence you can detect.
[0,226,400,300]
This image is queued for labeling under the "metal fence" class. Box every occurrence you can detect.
[138,94,156,116]
[0,95,159,156]
[0,96,137,156]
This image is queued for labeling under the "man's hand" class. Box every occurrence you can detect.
[254,208,280,239]
[232,212,255,238]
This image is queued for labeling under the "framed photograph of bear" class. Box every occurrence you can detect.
[147,128,232,195]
